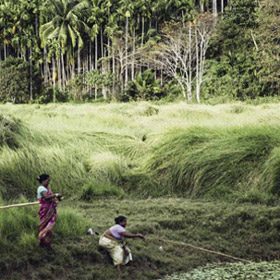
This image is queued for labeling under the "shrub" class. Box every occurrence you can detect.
[132,104,159,117]
[0,57,42,103]
[126,70,165,101]
[67,74,88,101]
[36,86,68,104]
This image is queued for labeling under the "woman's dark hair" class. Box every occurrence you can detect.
[115,216,126,224]
[37,174,50,184]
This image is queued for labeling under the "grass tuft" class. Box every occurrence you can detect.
[81,181,125,201]
[144,125,280,200]
[0,114,23,149]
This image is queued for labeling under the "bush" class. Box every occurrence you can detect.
[81,181,125,201]
[126,70,165,101]
[67,74,89,101]
[36,86,68,104]
[132,104,159,117]
[0,57,42,103]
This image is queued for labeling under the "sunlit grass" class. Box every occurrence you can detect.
[1,102,280,202]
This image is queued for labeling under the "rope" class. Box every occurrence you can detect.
[148,237,252,263]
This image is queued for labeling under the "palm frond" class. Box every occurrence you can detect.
[68,24,77,48]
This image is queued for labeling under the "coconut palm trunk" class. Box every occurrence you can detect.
[52,55,56,102]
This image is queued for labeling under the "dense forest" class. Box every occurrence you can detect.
[0,0,279,103]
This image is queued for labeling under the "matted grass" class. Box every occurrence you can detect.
[1,102,280,202]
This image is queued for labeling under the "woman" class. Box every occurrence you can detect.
[37,174,62,250]
[99,216,145,271]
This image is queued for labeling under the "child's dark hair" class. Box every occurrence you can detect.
[37,174,50,183]
[115,216,126,224]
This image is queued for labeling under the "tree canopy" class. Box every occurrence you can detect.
[0,0,279,103]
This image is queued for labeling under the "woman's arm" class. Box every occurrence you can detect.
[41,191,61,201]
[120,232,145,240]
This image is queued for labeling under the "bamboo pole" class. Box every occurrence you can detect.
[0,198,64,210]
[0,201,39,210]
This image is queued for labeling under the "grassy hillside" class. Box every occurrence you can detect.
[1,102,280,203]
[1,102,280,279]
[1,199,280,279]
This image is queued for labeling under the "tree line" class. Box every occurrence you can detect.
[0,0,231,103]
[1,0,278,103]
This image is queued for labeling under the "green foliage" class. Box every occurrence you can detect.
[126,70,165,101]
[204,0,264,100]
[40,0,90,51]
[161,80,182,102]
[67,74,88,101]
[0,57,42,103]
[85,70,114,98]
[36,86,68,104]
[81,181,125,201]
[256,0,280,96]
[202,54,262,100]
[215,0,259,53]
[1,0,280,101]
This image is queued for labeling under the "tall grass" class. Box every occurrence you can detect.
[0,197,88,254]
[87,152,128,183]
[1,103,280,202]
[80,180,125,201]
[145,125,280,200]
[0,114,23,149]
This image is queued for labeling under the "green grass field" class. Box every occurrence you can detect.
[1,102,280,279]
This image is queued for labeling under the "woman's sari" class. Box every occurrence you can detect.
[38,187,57,248]
[99,235,133,266]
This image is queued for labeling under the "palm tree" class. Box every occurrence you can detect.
[40,0,90,90]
